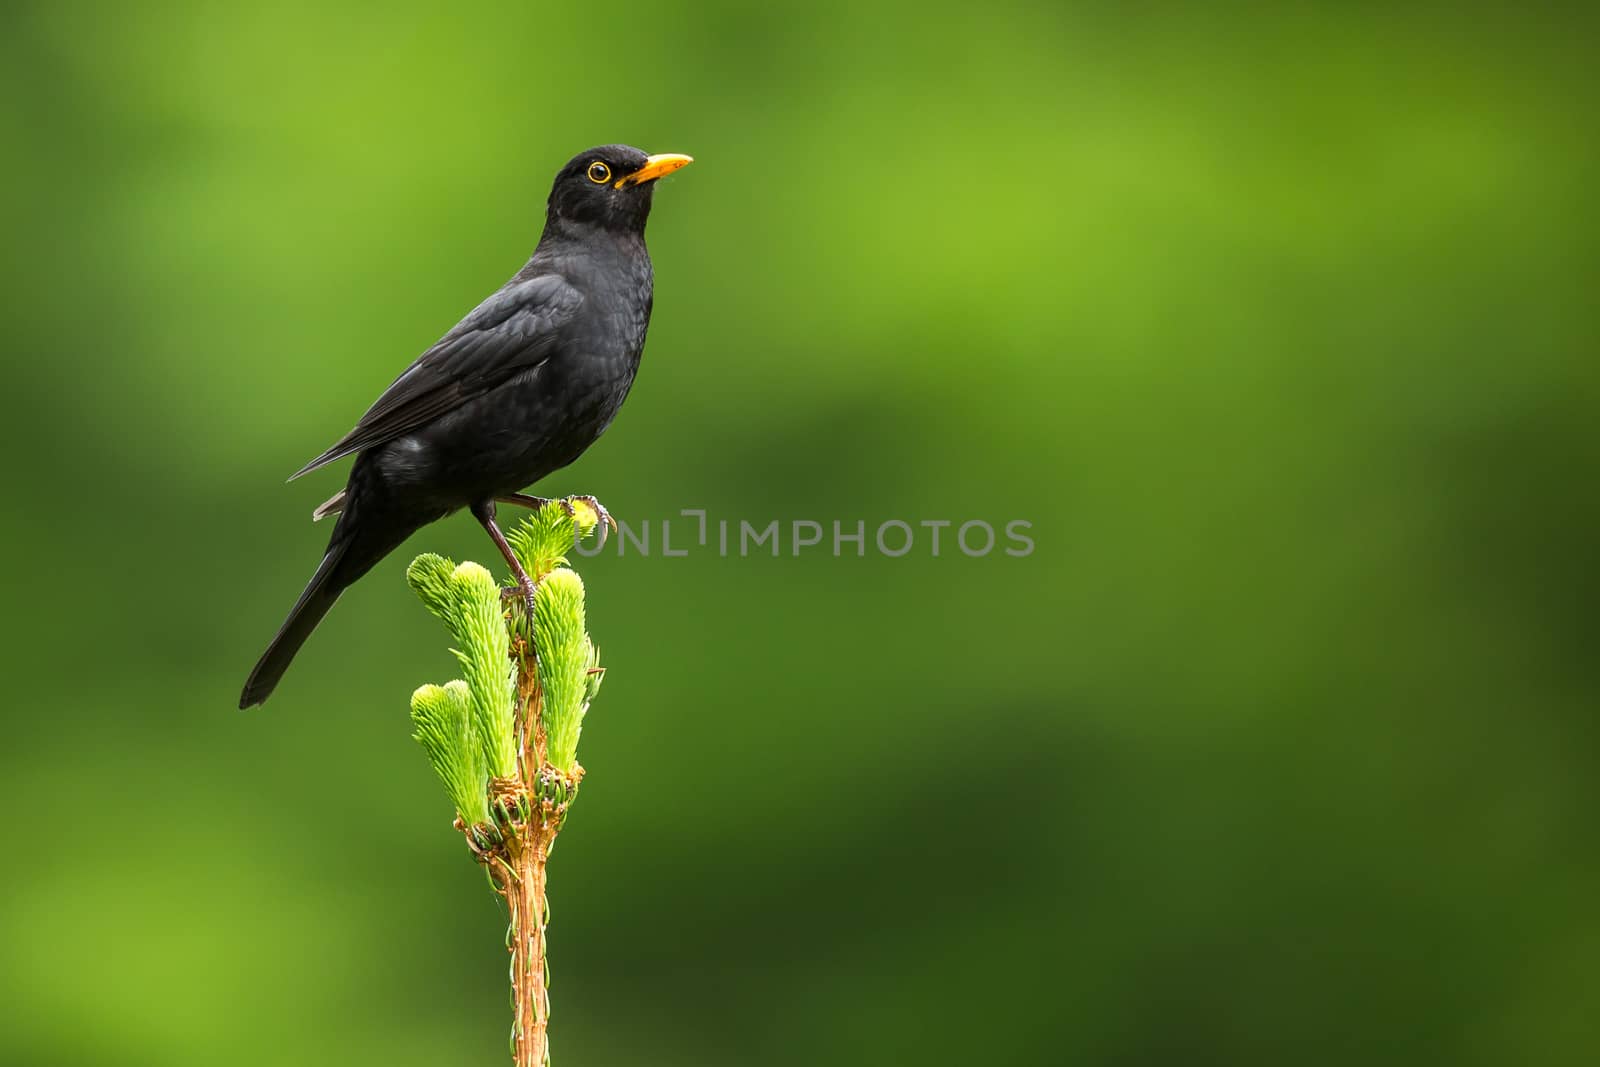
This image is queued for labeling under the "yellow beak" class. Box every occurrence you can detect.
[614,153,694,189]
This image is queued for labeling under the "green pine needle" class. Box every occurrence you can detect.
[406,499,608,819]
[447,562,518,781]
[406,556,518,781]
[583,641,605,705]
[410,681,491,826]
[405,553,458,619]
[533,568,590,775]
[506,499,600,582]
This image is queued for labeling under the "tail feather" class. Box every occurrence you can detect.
[239,541,350,708]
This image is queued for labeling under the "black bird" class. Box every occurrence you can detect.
[240,145,692,708]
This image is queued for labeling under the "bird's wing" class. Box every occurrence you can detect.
[290,273,585,480]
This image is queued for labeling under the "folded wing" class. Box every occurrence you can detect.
[290,273,585,480]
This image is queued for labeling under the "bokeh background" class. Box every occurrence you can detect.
[2,3,1595,1064]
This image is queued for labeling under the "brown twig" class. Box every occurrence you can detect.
[506,818,552,1066]
[468,619,575,1067]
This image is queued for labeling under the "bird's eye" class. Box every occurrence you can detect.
[587,161,611,185]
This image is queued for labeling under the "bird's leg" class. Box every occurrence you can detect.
[472,499,537,616]
[496,492,555,511]
[497,492,618,550]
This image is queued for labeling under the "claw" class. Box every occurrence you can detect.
[499,579,537,618]
[569,495,617,551]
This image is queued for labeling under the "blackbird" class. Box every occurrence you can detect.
[240,145,692,708]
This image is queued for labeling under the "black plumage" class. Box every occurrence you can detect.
[240,144,691,708]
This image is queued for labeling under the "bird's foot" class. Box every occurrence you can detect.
[498,491,617,549]
[499,575,538,619]
[566,495,618,550]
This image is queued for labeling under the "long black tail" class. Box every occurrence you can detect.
[239,539,352,708]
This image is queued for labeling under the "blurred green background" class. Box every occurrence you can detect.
[2,2,1595,1064]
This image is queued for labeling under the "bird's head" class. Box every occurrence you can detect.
[545,145,693,234]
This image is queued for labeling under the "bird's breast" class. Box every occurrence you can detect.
[485,270,652,485]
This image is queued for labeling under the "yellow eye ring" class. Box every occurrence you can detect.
[586,161,611,185]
